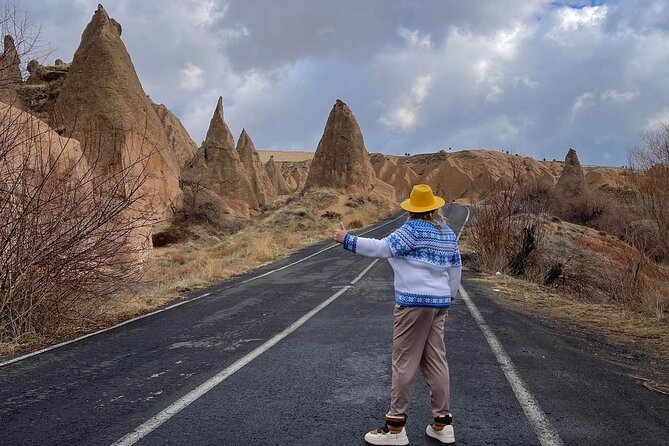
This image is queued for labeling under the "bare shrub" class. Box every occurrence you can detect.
[348,219,363,229]
[469,162,546,274]
[0,107,152,340]
[629,122,669,262]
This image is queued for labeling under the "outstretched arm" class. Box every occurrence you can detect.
[334,222,414,258]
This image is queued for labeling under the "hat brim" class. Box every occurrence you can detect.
[400,196,446,213]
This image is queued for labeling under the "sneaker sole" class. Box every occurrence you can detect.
[364,432,410,446]
[426,425,455,444]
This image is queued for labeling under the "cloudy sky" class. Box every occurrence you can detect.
[18,0,669,165]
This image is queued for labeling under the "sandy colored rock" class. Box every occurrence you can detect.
[152,102,198,168]
[556,148,588,198]
[0,35,21,104]
[52,5,182,226]
[304,99,378,194]
[265,155,291,195]
[237,128,275,206]
[257,150,314,163]
[0,101,88,179]
[370,153,419,200]
[370,150,557,203]
[181,97,260,210]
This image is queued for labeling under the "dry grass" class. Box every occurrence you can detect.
[469,272,669,365]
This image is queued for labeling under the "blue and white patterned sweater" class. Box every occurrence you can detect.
[342,219,462,308]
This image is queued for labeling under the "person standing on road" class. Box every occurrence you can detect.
[334,184,461,446]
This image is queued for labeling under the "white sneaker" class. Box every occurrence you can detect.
[364,426,409,445]
[426,424,455,444]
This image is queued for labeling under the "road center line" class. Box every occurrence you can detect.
[455,207,564,446]
[110,259,381,446]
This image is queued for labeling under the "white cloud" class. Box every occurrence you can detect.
[644,107,669,131]
[179,63,204,90]
[512,75,538,89]
[554,5,608,32]
[186,0,227,27]
[379,74,432,132]
[601,89,637,103]
[571,92,596,115]
[398,27,432,49]
[548,5,608,45]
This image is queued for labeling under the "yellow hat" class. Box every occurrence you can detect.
[401,184,445,213]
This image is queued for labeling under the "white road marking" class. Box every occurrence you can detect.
[459,287,564,446]
[111,259,381,446]
[351,259,380,285]
[0,213,406,368]
[455,206,564,445]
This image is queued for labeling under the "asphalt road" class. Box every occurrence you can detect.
[0,204,667,445]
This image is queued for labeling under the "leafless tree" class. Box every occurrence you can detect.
[0,105,154,341]
[629,122,669,262]
[469,160,547,274]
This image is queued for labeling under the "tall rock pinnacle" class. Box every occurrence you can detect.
[181,97,260,210]
[237,128,275,206]
[304,99,378,195]
[0,35,22,103]
[52,4,183,226]
[204,97,236,160]
[556,148,588,198]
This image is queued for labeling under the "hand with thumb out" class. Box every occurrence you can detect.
[333,222,347,243]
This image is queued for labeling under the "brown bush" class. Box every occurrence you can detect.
[469,161,546,273]
[348,219,364,229]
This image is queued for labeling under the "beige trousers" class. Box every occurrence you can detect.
[387,305,450,418]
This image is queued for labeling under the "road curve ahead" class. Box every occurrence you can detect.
[0,204,666,445]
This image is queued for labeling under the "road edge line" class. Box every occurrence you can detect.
[459,286,564,446]
[456,206,564,446]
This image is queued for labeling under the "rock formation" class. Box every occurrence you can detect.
[304,99,376,193]
[236,128,275,206]
[369,150,558,203]
[264,155,291,195]
[556,148,588,198]
[304,99,394,202]
[370,153,419,200]
[152,102,198,168]
[52,5,182,225]
[0,35,22,103]
[181,97,259,211]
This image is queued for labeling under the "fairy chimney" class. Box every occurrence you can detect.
[304,99,376,194]
[237,128,275,206]
[0,35,22,103]
[556,148,588,198]
[181,97,259,209]
[264,155,291,196]
[52,4,182,224]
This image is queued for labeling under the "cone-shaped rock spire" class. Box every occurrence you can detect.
[204,97,236,159]
[182,98,259,209]
[237,128,275,206]
[52,4,182,224]
[304,99,376,194]
[265,155,291,196]
[556,148,588,198]
[0,35,22,103]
